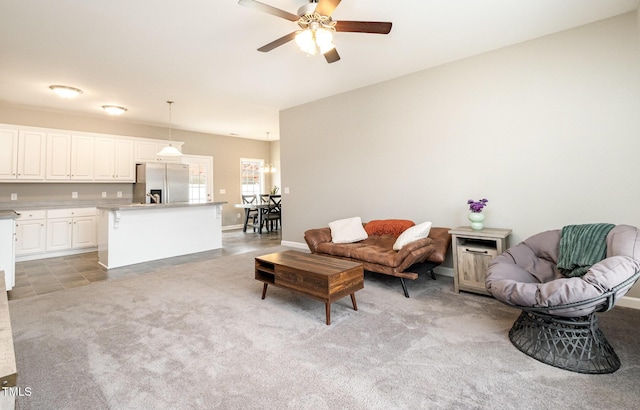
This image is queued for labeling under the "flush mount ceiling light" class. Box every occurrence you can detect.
[49,85,83,98]
[157,100,183,157]
[102,105,127,116]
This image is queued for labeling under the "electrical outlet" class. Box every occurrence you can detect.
[72,192,78,199]
[102,192,107,198]
[219,189,226,194]
[284,187,290,194]
[237,213,241,219]
[117,191,122,198]
[10,193,17,201]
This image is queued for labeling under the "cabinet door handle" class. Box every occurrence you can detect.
[465,248,488,254]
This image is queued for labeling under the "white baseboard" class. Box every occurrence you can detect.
[434,266,454,278]
[280,240,309,250]
[16,247,96,263]
[222,224,245,231]
[617,295,640,310]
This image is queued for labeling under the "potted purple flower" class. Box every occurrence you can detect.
[467,198,488,230]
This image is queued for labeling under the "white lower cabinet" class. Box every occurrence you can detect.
[15,211,47,256]
[46,218,73,252]
[73,215,97,248]
[46,208,97,252]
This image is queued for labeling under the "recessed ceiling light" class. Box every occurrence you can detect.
[102,105,127,116]
[49,85,83,98]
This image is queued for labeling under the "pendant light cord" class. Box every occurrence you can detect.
[167,100,174,143]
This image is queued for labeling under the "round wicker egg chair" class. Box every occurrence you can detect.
[485,224,640,374]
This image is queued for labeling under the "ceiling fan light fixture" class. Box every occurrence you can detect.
[102,105,127,116]
[295,29,317,55]
[49,85,83,99]
[295,27,334,56]
[315,27,335,53]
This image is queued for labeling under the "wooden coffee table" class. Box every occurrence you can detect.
[255,250,364,325]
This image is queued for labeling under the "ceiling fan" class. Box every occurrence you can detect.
[238,0,392,63]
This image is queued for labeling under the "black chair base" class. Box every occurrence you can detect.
[509,310,620,374]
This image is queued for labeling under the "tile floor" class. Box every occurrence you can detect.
[9,228,282,301]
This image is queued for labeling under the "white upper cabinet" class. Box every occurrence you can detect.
[1,129,46,181]
[71,135,94,180]
[47,134,95,181]
[1,123,182,183]
[114,139,134,181]
[135,140,159,163]
[17,131,46,180]
[0,128,19,180]
[94,137,134,181]
[46,133,71,180]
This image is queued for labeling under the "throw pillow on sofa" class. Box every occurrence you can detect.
[329,216,369,244]
[393,221,433,251]
[365,219,415,237]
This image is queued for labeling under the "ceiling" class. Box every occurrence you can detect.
[0,0,637,141]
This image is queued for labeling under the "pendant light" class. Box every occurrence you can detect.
[157,100,183,157]
[262,132,276,173]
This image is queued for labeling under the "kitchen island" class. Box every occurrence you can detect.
[97,201,226,269]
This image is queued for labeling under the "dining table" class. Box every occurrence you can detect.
[235,202,275,234]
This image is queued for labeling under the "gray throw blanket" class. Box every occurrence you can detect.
[558,223,615,278]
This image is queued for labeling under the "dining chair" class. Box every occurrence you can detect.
[241,194,259,232]
[255,194,272,232]
[266,195,282,231]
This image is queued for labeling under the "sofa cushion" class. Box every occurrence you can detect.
[328,216,368,244]
[365,219,415,237]
[351,244,403,268]
[393,221,433,251]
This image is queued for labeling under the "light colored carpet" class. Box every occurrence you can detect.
[8,246,640,409]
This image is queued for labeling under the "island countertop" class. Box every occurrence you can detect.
[96,201,227,211]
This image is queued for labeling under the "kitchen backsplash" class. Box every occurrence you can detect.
[0,183,134,207]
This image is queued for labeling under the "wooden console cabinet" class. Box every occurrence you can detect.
[449,227,511,296]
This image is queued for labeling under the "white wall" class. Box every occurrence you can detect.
[280,12,640,295]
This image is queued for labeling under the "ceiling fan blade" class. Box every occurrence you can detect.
[335,21,392,34]
[257,31,297,52]
[315,0,341,17]
[238,0,299,22]
[324,48,340,64]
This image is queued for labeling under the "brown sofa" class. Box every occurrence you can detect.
[304,224,451,297]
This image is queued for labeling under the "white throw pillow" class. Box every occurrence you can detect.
[393,221,432,251]
[329,217,369,244]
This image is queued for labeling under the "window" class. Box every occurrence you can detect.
[241,159,264,196]
[181,155,214,203]
[188,162,207,202]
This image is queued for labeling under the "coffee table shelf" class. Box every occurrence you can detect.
[255,260,275,283]
[255,250,364,325]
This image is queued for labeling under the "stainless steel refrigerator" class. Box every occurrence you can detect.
[133,163,190,204]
